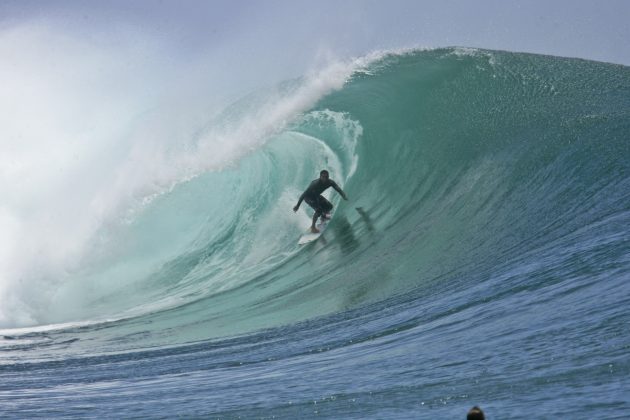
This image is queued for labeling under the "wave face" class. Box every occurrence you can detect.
[1,48,629,418]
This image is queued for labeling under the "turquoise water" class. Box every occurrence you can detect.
[1,48,629,418]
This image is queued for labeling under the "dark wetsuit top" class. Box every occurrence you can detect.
[296,178,345,208]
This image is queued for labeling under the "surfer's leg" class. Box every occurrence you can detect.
[305,196,321,231]
[311,211,321,233]
[319,196,333,220]
[311,205,322,232]
[304,196,317,211]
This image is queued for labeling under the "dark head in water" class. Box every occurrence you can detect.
[467,406,485,420]
[319,169,329,181]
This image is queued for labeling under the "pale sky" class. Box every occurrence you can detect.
[1,0,629,66]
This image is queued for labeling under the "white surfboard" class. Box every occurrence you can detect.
[298,213,332,245]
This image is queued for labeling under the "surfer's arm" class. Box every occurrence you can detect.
[293,192,306,211]
[294,180,318,211]
[331,181,348,200]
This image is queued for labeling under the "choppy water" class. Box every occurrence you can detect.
[1,48,629,418]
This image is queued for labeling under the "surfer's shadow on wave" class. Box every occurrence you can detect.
[334,206,390,308]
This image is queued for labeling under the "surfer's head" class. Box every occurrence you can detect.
[319,170,329,181]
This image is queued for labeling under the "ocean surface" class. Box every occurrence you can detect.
[1,48,629,418]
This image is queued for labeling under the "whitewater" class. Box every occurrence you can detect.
[1,45,629,418]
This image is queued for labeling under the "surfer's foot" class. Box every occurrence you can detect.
[321,214,331,220]
[310,226,320,233]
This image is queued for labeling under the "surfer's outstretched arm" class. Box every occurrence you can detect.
[293,191,306,212]
[331,180,348,200]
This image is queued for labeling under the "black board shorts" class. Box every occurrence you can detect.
[304,195,333,215]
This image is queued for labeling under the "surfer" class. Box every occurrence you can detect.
[293,170,348,233]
